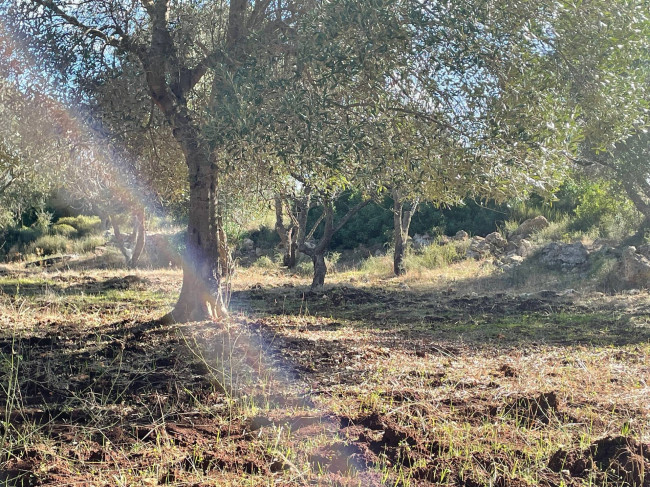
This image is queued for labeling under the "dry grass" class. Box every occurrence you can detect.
[0,256,649,486]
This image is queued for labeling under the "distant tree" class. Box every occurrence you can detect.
[0,47,62,227]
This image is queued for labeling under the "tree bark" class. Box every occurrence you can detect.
[109,208,146,269]
[162,153,226,323]
[275,195,297,268]
[130,208,146,269]
[109,214,131,263]
[622,178,650,223]
[392,189,418,276]
[311,252,327,288]
[298,195,370,289]
[31,0,242,323]
[216,200,232,278]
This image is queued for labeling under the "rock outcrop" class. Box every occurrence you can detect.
[620,246,650,288]
[539,242,588,270]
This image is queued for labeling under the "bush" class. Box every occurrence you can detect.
[253,255,276,269]
[52,223,78,237]
[33,210,54,233]
[56,215,103,237]
[326,251,341,272]
[406,241,468,271]
[0,210,13,230]
[168,230,187,257]
[571,180,641,238]
[360,254,392,275]
[3,227,39,251]
[28,235,69,256]
[244,226,280,249]
[72,235,105,254]
[296,260,313,277]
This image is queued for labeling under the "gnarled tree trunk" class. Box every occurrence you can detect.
[130,208,146,268]
[165,154,227,323]
[109,207,146,269]
[298,194,370,289]
[392,189,418,276]
[275,195,298,268]
[216,199,232,278]
[311,253,327,288]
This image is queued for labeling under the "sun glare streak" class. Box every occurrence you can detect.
[1,19,372,482]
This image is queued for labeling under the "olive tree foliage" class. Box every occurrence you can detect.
[0,20,154,266]
[0,84,53,224]
[610,132,650,229]
[381,0,650,274]
[547,1,650,229]
[489,0,650,226]
[253,3,411,286]
[0,26,65,227]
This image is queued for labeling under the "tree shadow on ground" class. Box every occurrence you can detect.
[230,271,650,350]
[0,274,149,297]
[0,316,242,485]
[1,269,649,486]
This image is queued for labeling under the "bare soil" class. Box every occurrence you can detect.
[0,265,649,486]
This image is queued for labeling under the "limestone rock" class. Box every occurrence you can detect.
[504,254,525,265]
[467,236,490,260]
[515,239,533,257]
[412,233,433,249]
[637,244,650,260]
[620,246,650,287]
[540,242,588,270]
[486,231,507,247]
[453,230,469,241]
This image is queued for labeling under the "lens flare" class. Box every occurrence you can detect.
[0,19,372,482]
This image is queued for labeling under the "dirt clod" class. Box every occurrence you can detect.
[549,436,650,486]
[499,391,563,426]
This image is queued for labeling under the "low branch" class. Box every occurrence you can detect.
[333,199,371,234]
[306,211,325,241]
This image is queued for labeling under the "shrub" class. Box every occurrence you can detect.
[360,254,392,275]
[3,227,39,251]
[571,180,640,237]
[253,255,276,269]
[72,235,105,254]
[28,235,69,256]
[296,260,313,277]
[244,226,280,249]
[533,216,572,243]
[56,215,103,237]
[406,241,468,271]
[168,230,187,257]
[0,210,13,230]
[326,251,341,272]
[52,223,78,237]
[33,210,54,233]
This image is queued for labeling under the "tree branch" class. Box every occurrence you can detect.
[333,198,371,234]
[32,0,134,51]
